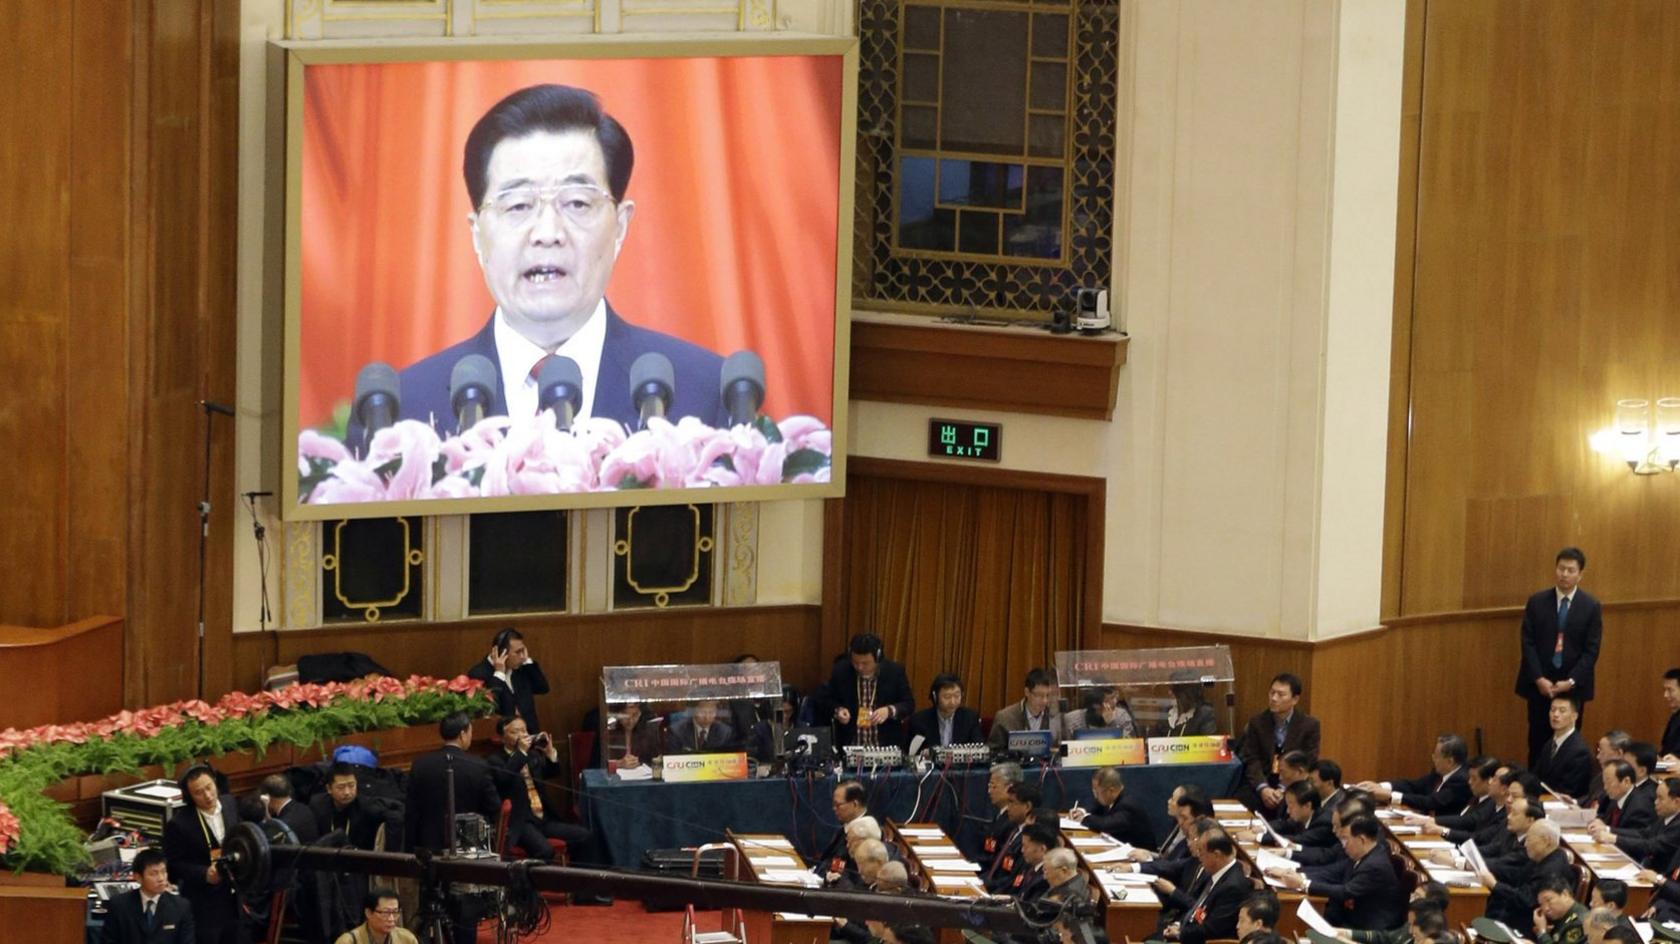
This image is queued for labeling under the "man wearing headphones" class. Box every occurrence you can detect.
[162,765,247,944]
[816,634,915,748]
[467,627,550,731]
[905,674,985,751]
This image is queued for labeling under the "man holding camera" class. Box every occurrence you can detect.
[163,765,248,944]
[488,715,605,893]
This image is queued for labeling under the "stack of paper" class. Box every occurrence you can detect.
[1060,817,1090,831]
[1084,846,1134,864]
[1097,879,1158,905]
[1105,871,1157,885]
[1389,824,1423,835]
[1407,840,1453,850]
[1423,867,1481,887]
[1069,835,1114,849]
[1255,850,1300,874]
[923,859,982,872]
[898,827,946,839]
[761,870,824,887]
[747,855,798,868]
[747,837,795,849]
[775,913,834,922]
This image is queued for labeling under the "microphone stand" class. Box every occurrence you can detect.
[196,400,233,700]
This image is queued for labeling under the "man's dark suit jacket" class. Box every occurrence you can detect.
[1140,826,1195,877]
[1600,786,1657,834]
[1009,863,1050,901]
[1618,812,1680,867]
[1178,863,1253,944]
[404,745,501,853]
[815,660,915,748]
[307,793,389,851]
[272,798,319,844]
[1436,795,1496,836]
[1664,712,1680,758]
[1083,794,1158,850]
[100,889,196,944]
[1310,843,1407,932]
[904,706,985,750]
[1514,588,1603,701]
[1489,848,1573,933]
[1274,797,1338,848]
[486,747,561,834]
[162,798,242,942]
[349,307,725,448]
[1236,710,1322,791]
[1155,856,1208,921]
[663,717,738,755]
[466,659,551,733]
[1536,730,1595,800]
[1392,766,1471,815]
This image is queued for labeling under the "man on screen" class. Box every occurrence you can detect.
[362,84,725,442]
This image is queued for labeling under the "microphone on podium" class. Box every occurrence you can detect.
[719,350,766,427]
[630,353,674,430]
[536,355,584,431]
[352,362,400,443]
[450,355,498,432]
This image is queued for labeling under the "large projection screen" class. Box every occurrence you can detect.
[280,38,855,520]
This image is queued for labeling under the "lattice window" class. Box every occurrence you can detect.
[853,0,1118,317]
[611,505,717,609]
[468,511,570,615]
[321,518,426,623]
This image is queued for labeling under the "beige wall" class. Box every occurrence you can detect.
[228,0,1404,643]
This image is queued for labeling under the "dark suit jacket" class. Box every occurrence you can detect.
[1166,704,1219,738]
[1489,848,1573,932]
[162,799,241,933]
[466,659,551,732]
[1310,843,1407,931]
[1236,710,1322,790]
[486,747,561,833]
[1536,730,1595,800]
[664,717,739,755]
[905,706,985,750]
[1617,812,1680,867]
[1083,795,1158,850]
[1178,862,1253,944]
[1009,863,1051,901]
[1436,794,1495,832]
[101,889,196,944]
[351,307,726,448]
[1393,766,1471,815]
[404,745,501,853]
[1664,711,1680,758]
[1514,588,1603,701]
[307,793,390,851]
[272,798,319,844]
[815,660,914,748]
[1600,786,1657,834]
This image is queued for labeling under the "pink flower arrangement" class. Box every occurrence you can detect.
[0,675,486,761]
[0,803,19,856]
[300,413,832,504]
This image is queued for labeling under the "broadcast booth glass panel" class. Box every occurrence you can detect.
[1053,645,1235,737]
[598,661,784,774]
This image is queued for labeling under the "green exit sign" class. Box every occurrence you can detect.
[928,419,1002,461]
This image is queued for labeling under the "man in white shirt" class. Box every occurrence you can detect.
[163,765,246,943]
[101,847,196,943]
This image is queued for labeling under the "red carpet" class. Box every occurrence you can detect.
[475,900,692,943]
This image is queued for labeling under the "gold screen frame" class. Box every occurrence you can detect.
[276,36,857,521]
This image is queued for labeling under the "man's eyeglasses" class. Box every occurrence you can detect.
[373,907,403,917]
[481,183,615,227]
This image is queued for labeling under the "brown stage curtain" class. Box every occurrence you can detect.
[839,473,1087,723]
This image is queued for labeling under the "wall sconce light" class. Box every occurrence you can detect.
[1590,398,1680,474]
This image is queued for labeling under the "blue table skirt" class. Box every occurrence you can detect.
[577,761,1243,867]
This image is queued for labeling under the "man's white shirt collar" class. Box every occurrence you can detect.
[1556,588,1576,605]
[492,301,607,424]
[1555,727,1575,747]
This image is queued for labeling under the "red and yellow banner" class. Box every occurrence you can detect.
[1061,737,1148,768]
[1145,735,1233,766]
[662,751,750,782]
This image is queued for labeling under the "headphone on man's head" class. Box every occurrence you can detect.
[929,673,962,707]
[179,764,215,795]
[492,627,518,654]
[852,633,884,662]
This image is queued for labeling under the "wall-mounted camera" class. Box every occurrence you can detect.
[1074,288,1110,335]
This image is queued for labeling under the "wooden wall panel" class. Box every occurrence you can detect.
[1394,0,1680,616]
[231,605,824,736]
[0,619,125,730]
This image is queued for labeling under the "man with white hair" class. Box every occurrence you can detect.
[874,861,910,894]
[830,840,896,943]
[1479,817,1572,938]
[1042,848,1088,903]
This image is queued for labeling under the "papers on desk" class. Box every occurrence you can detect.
[931,875,984,890]
[1407,840,1453,850]
[1461,838,1489,876]
[923,859,982,872]
[1069,835,1114,849]
[775,912,833,922]
[1374,808,1403,819]
[1214,802,1249,813]
[745,837,795,849]
[615,764,654,781]
[760,870,824,887]
[1060,817,1089,831]
[1424,867,1481,887]
[1581,852,1624,862]
[747,855,799,868]
[1096,873,1158,904]
[1388,824,1423,835]
[1083,846,1134,864]
[913,845,962,858]
[1595,864,1644,882]
[134,783,181,800]
[1562,833,1598,846]
[1633,922,1655,943]
[898,826,946,839]
[1296,899,1339,938]
[1255,850,1300,874]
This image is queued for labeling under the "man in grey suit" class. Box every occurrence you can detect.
[987,668,1064,753]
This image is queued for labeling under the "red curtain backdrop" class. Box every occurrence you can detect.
[298,56,843,428]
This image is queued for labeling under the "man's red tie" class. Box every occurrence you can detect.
[529,355,554,382]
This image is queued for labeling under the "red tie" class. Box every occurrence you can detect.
[1611,806,1622,827]
[529,355,554,382]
